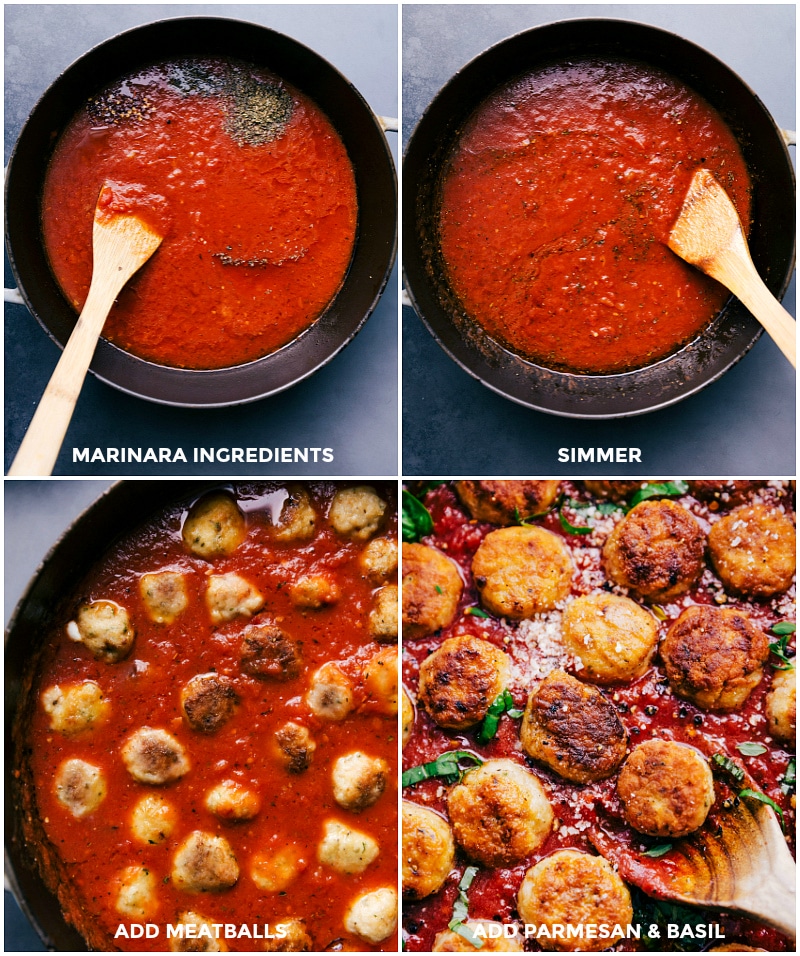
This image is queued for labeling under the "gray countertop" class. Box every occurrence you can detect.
[402,3,796,476]
[4,4,398,477]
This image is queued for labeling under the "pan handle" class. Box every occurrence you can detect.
[781,128,796,147]
[4,287,24,305]
[378,115,398,133]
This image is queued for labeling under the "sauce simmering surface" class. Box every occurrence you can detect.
[438,59,752,374]
[42,58,358,370]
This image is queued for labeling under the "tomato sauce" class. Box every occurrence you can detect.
[41,59,358,369]
[438,59,752,374]
[402,482,795,952]
[22,483,397,952]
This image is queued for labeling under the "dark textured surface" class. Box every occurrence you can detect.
[402,4,795,475]
[4,4,398,476]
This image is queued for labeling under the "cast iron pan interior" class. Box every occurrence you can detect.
[403,18,795,418]
[5,18,397,407]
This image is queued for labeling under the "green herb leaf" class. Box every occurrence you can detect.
[402,490,434,543]
[448,868,483,949]
[557,498,592,535]
[507,708,524,719]
[651,605,668,622]
[771,621,796,636]
[739,788,785,828]
[418,481,446,494]
[641,843,673,858]
[711,753,745,784]
[736,742,768,757]
[768,631,795,670]
[465,606,490,619]
[435,584,443,594]
[478,689,519,742]
[515,504,555,524]
[596,500,624,515]
[450,923,483,949]
[780,757,796,795]
[629,480,689,508]
[402,751,482,788]
[630,887,711,951]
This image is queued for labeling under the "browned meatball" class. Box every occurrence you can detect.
[520,670,628,783]
[402,543,462,639]
[454,481,560,525]
[618,740,714,838]
[402,801,455,900]
[418,634,511,730]
[472,526,573,618]
[180,673,239,734]
[708,504,796,598]
[661,606,769,711]
[602,499,705,602]
[239,624,302,681]
[766,668,796,743]
[584,481,651,502]
[433,922,524,952]
[274,722,316,773]
[689,481,764,505]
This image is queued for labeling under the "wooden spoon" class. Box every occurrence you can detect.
[591,793,796,937]
[668,168,795,368]
[8,186,163,476]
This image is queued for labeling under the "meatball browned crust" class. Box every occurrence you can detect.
[520,670,628,783]
[618,740,715,838]
[689,481,764,505]
[661,606,769,711]
[180,673,239,734]
[402,543,463,639]
[517,850,633,952]
[472,526,573,618]
[454,481,561,525]
[447,759,553,868]
[418,634,512,730]
[402,801,455,900]
[433,922,524,952]
[708,504,796,598]
[766,667,796,743]
[583,481,649,502]
[239,624,302,681]
[602,499,705,602]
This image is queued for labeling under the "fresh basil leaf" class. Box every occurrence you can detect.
[769,632,795,670]
[557,498,592,535]
[435,584,443,594]
[711,753,745,784]
[771,621,796,636]
[466,606,490,619]
[736,742,768,757]
[402,490,433,543]
[629,480,689,508]
[449,923,483,949]
[651,604,668,622]
[507,708,524,719]
[739,788,785,828]
[402,751,482,788]
[641,843,673,858]
[478,689,519,742]
[781,757,796,795]
[459,866,479,892]
[448,868,483,949]
[596,500,624,515]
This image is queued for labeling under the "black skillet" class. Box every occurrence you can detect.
[5,18,397,407]
[403,18,795,418]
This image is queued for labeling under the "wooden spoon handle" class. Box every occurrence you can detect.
[8,281,118,476]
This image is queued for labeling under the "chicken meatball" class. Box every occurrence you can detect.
[561,593,658,684]
[583,481,650,502]
[454,480,561,525]
[709,946,766,952]
[122,727,190,784]
[172,831,240,892]
[708,504,796,598]
[402,543,463,639]
[401,687,414,748]
[447,759,553,868]
[369,585,399,642]
[317,820,380,875]
[402,801,455,900]
[329,486,387,540]
[181,673,239,734]
[306,663,354,721]
[239,624,302,681]
[68,600,134,662]
[170,912,227,952]
[362,645,398,716]
[360,536,398,583]
[274,722,317,773]
[766,667,796,743]
[206,573,264,624]
[343,887,397,944]
[270,485,317,542]
[602,499,705,602]
[517,850,633,952]
[472,526,573,618]
[618,740,715,838]
[520,670,628,783]
[433,922,524,952]
[205,780,261,822]
[115,866,158,919]
[131,793,178,844]
[140,570,189,624]
[251,845,305,892]
[41,680,109,737]
[689,481,763,505]
[661,606,769,711]
[332,752,389,812]
[54,758,106,817]
[183,492,246,558]
[418,634,512,730]
[264,919,313,952]
[289,574,340,609]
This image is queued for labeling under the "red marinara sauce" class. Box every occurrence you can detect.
[438,59,753,374]
[41,59,358,370]
[402,482,795,952]
[21,483,397,952]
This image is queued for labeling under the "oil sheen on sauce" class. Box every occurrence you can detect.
[438,59,753,374]
[41,58,358,370]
